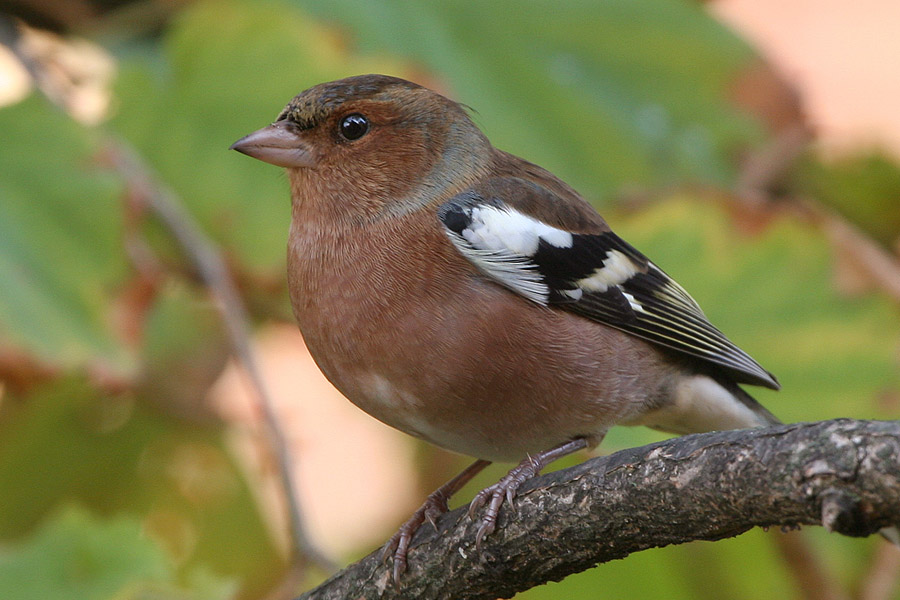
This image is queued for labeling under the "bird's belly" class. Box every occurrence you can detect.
[295,287,668,463]
[329,365,586,463]
[346,370,509,460]
[300,327,551,462]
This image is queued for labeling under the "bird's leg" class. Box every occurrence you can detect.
[382,458,491,581]
[467,437,589,548]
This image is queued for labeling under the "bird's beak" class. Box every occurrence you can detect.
[230,121,317,168]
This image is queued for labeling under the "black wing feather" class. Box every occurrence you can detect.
[549,232,779,389]
[438,188,779,390]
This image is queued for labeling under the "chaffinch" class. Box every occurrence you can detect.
[231,74,780,579]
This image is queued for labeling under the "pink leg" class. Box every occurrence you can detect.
[467,438,589,547]
[382,458,491,581]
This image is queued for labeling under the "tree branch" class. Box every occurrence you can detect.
[298,419,900,600]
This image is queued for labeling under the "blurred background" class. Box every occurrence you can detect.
[0,0,899,598]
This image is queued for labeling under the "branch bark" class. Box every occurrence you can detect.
[298,419,900,600]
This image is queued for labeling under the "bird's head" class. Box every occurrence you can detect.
[231,74,492,220]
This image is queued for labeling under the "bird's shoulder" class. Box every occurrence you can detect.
[483,151,609,234]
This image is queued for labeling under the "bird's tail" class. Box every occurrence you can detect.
[633,374,780,435]
[725,380,782,427]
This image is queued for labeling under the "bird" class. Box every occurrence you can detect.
[230,73,780,580]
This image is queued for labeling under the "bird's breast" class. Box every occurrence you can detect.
[284,208,674,461]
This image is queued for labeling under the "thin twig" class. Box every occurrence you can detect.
[858,543,900,600]
[3,16,336,582]
[3,12,335,585]
[736,124,812,207]
[814,205,900,304]
[104,139,336,575]
[771,529,849,600]
[730,105,900,305]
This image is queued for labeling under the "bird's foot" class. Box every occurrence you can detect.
[467,438,589,548]
[381,458,490,582]
[380,490,447,582]
[466,454,542,547]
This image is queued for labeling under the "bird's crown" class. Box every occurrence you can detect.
[277,74,428,129]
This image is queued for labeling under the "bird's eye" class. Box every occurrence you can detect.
[339,114,369,141]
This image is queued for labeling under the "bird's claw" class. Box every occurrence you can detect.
[467,454,544,548]
[380,485,453,582]
[380,521,415,583]
[384,443,584,582]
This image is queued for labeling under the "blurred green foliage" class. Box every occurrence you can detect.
[294,0,764,198]
[790,152,900,247]
[0,378,281,599]
[0,0,898,598]
[0,97,130,376]
[0,505,236,600]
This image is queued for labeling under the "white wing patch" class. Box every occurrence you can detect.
[461,205,573,256]
[443,203,644,311]
[446,233,550,304]
[442,204,573,305]
[621,291,645,313]
[577,250,641,293]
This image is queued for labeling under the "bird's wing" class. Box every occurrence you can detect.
[437,177,779,390]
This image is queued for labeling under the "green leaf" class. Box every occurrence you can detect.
[0,379,283,598]
[0,96,132,376]
[137,282,229,415]
[0,505,237,600]
[290,0,766,201]
[0,506,171,600]
[111,0,402,273]
[790,152,900,247]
